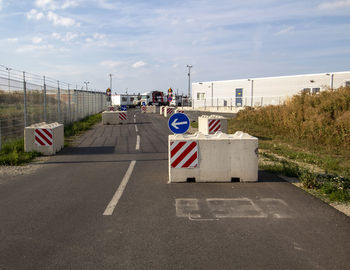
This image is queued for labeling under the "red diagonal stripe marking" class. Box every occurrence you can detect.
[182,151,198,168]
[36,129,52,145]
[209,120,220,132]
[209,119,218,128]
[42,128,53,139]
[212,124,221,132]
[171,142,197,168]
[171,141,186,157]
[35,135,46,146]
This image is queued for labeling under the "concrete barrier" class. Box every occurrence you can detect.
[107,106,116,111]
[102,111,128,125]
[146,105,159,114]
[168,131,258,183]
[24,122,64,155]
[198,115,228,135]
[175,109,185,114]
[164,107,175,117]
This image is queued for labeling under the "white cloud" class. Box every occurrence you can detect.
[100,60,123,68]
[132,61,146,68]
[16,44,54,53]
[319,0,350,9]
[35,0,57,10]
[32,37,43,44]
[62,0,78,9]
[276,26,295,36]
[7,38,18,43]
[47,11,76,27]
[93,33,106,39]
[0,0,2,11]
[51,32,61,39]
[26,9,44,20]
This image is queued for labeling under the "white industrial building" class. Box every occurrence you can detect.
[192,71,350,108]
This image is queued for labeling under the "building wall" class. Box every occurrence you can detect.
[192,71,350,108]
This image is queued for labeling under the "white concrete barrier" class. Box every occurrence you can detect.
[198,115,228,135]
[164,107,175,117]
[102,111,128,125]
[168,131,258,183]
[175,108,185,114]
[146,105,159,114]
[160,106,165,115]
[24,122,64,155]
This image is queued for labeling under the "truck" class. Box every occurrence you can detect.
[140,91,167,106]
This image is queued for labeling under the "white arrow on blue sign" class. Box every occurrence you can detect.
[121,105,127,111]
[168,113,190,134]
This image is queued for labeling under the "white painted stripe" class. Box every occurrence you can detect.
[135,125,138,132]
[136,135,140,150]
[170,141,192,163]
[103,161,136,216]
[37,128,53,144]
[176,145,198,168]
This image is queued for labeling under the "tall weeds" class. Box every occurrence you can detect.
[233,86,350,154]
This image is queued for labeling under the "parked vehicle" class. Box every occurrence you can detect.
[141,91,167,106]
[111,94,138,108]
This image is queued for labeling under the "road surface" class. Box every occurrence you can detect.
[1,109,350,269]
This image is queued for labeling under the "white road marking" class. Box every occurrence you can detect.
[103,160,137,216]
[136,135,140,150]
[135,125,138,133]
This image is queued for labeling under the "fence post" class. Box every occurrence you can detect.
[57,81,61,123]
[82,91,85,118]
[23,72,27,127]
[43,76,47,122]
[0,120,2,151]
[68,84,71,123]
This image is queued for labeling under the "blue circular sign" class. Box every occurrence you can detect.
[168,113,190,134]
[168,96,173,102]
[142,101,146,106]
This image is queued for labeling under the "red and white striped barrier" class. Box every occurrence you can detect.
[167,108,174,115]
[141,106,147,113]
[176,109,184,113]
[119,112,127,121]
[170,141,198,168]
[35,128,53,146]
[108,106,115,111]
[198,115,228,135]
[209,119,221,134]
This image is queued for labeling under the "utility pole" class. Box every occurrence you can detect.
[109,74,112,91]
[187,65,192,98]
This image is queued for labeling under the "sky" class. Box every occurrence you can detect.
[0,0,350,94]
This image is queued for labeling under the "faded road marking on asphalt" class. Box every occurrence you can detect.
[175,198,294,220]
[136,135,140,150]
[135,125,138,133]
[103,161,136,216]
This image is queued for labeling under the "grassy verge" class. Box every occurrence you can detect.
[0,113,102,166]
[64,113,102,146]
[0,139,41,166]
[227,88,350,203]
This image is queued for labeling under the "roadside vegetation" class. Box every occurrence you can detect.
[228,86,350,203]
[0,113,102,166]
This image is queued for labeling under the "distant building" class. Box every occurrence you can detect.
[192,71,350,108]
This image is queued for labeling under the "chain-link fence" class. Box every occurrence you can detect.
[0,66,107,150]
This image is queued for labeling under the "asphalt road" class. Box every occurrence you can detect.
[1,109,350,270]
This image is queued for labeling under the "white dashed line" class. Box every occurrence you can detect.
[103,161,137,216]
[135,125,138,132]
[136,135,140,150]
